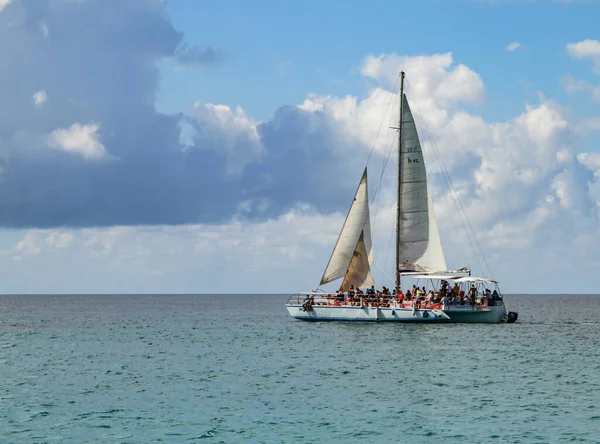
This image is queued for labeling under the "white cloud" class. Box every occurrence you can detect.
[577,152,600,174]
[46,232,74,249]
[566,39,600,74]
[33,90,47,106]
[47,122,108,160]
[564,41,600,104]
[562,74,600,101]
[3,45,600,293]
[0,0,11,14]
[360,52,485,108]
[40,22,49,38]
[297,52,486,162]
[13,231,41,261]
[13,230,75,261]
[484,202,554,249]
[417,96,590,255]
[578,117,600,133]
[505,42,521,52]
[1,209,349,292]
[83,226,135,255]
[186,102,264,174]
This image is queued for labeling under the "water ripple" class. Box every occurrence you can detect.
[0,294,599,442]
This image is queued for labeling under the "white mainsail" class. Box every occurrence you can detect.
[320,168,375,291]
[398,94,447,273]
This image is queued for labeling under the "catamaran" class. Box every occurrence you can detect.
[286,71,518,323]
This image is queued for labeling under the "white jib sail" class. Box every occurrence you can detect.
[398,94,447,272]
[320,168,375,291]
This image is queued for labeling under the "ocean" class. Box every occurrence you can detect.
[1,294,599,443]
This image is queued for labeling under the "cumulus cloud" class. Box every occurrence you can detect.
[505,42,521,52]
[0,0,365,229]
[13,231,41,261]
[4,207,347,293]
[173,44,221,69]
[563,40,600,102]
[33,89,47,106]
[0,0,10,14]
[563,75,600,102]
[360,52,486,108]
[566,39,600,74]
[48,122,108,160]
[46,231,74,249]
[184,102,264,174]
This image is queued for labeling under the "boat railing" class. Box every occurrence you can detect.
[286,292,400,307]
[286,293,333,305]
[286,292,504,308]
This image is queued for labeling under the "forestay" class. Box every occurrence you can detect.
[320,168,375,291]
[398,95,447,273]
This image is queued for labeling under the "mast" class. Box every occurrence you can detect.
[395,71,405,293]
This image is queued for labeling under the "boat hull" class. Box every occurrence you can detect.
[286,304,506,324]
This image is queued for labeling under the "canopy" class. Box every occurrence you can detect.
[401,273,498,284]
[453,276,498,284]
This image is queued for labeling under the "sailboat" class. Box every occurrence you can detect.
[285,71,518,323]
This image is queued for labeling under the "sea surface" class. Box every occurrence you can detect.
[1,294,599,443]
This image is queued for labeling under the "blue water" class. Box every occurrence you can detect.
[1,294,599,443]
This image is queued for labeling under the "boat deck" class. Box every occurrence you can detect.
[286,293,504,311]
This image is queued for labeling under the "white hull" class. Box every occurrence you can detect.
[286,304,506,324]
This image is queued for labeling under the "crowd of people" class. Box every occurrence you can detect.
[303,280,503,309]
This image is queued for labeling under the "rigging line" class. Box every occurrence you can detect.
[403,78,481,274]
[419,114,492,279]
[370,78,400,206]
[370,79,400,236]
[376,94,403,286]
[373,139,395,285]
[419,113,486,276]
[373,261,394,284]
[382,214,396,287]
[406,79,492,278]
[365,75,400,169]
[375,135,397,286]
[371,123,396,223]
[371,116,393,217]
[365,69,403,287]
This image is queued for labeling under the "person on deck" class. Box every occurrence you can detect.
[452,283,460,296]
[441,294,449,310]
[484,288,491,305]
[425,291,434,307]
[441,280,448,296]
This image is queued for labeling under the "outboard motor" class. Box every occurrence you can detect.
[506,311,518,323]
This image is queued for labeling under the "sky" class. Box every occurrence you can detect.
[0,0,600,294]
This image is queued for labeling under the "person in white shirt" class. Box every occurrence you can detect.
[441,294,449,310]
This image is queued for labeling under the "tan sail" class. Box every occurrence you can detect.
[338,231,375,291]
[320,168,375,290]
